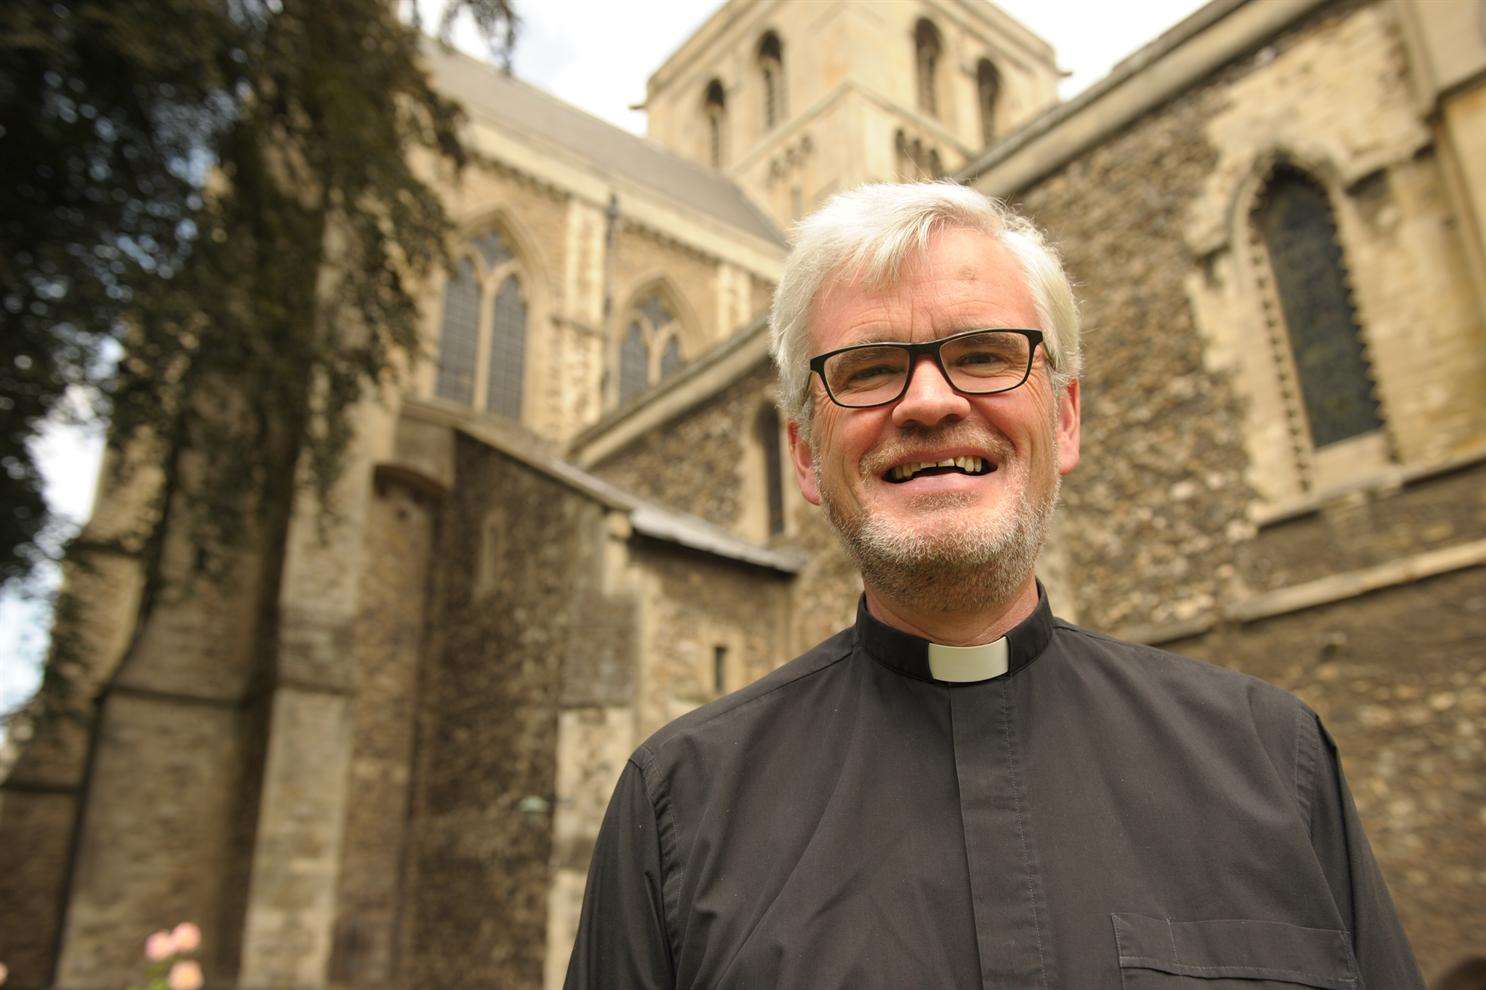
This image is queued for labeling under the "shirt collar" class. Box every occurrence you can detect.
[854,584,1055,684]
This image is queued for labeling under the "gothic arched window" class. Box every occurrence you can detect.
[976,59,1000,146]
[616,292,686,406]
[434,227,528,420]
[704,79,727,168]
[1252,165,1381,448]
[758,32,785,131]
[914,19,942,118]
[755,404,785,537]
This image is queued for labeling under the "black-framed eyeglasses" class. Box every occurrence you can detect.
[808,328,1046,409]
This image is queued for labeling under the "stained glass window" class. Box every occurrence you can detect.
[435,258,480,404]
[1254,166,1382,448]
[617,292,685,406]
[485,275,526,419]
[619,323,648,405]
[659,335,685,381]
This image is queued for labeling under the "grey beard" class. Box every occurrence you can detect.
[819,462,1060,617]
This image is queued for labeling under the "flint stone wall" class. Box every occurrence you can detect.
[400,433,629,990]
[1168,566,1486,983]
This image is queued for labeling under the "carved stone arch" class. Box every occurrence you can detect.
[615,272,705,354]
[456,206,555,300]
[1223,144,1351,246]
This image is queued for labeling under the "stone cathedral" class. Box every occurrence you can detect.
[3,0,1485,987]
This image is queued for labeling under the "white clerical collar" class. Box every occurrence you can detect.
[926,638,1010,683]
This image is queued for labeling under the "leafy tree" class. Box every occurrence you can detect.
[0,0,516,595]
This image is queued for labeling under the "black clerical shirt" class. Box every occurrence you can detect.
[565,592,1424,989]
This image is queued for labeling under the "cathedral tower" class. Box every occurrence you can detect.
[643,0,1061,226]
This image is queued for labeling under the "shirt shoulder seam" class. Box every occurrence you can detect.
[645,642,855,751]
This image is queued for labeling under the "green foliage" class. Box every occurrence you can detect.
[0,0,517,592]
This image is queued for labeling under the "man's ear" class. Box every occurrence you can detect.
[787,419,821,506]
[1056,378,1081,476]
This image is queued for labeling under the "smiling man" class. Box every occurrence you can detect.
[564,184,1423,989]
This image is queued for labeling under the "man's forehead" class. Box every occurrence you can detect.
[808,230,1033,341]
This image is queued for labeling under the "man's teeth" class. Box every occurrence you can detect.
[889,456,985,481]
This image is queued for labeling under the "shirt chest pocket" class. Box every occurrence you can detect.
[1112,913,1360,989]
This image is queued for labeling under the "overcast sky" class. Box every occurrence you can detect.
[0,0,1210,714]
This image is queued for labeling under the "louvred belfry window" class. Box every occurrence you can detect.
[759,32,785,131]
[977,59,1000,146]
[915,19,942,118]
[704,79,727,168]
[1253,166,1382,447]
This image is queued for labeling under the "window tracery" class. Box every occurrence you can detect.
[616,291,686,406]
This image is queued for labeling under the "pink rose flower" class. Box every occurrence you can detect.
[171,922,202,953]
[145,930,176,962]
[167,959,203,990]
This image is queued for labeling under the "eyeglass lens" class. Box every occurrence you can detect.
[822,330,1033,407]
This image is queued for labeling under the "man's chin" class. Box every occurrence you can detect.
[822,475,1058,614]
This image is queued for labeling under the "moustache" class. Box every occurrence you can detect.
[858,428,1013,478]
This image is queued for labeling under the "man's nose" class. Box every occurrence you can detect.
[890,354,970,429]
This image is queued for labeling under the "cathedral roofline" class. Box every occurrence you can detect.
[960,0,1332,195]
[423,40,786,247]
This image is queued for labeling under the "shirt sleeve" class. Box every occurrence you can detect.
[563,756,676,990]
[1300,710,1426,989]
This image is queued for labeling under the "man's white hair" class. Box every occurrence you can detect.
[768,182,1081,438]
